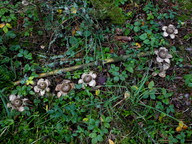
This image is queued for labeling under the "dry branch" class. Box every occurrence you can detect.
[13,52,150,85]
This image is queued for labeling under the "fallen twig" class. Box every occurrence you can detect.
[13,52,150,85]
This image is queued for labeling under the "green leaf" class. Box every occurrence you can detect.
[144,39,150,44]
[150,94,156,99]
[24,64,31,72]
[17,53,23,57]
[26,53,32,60]
[124,29,130,36]
[134,26,140,32]
[3,26,8,33]
[114,76,119,82]
[162,99,169,105]
[148,81,154,89]
[104,123,110,128]
[10,45,20,51]
[89,133,96,138]
[84,31,91,37]
[97,135,103,141]
[139,33,148,40]
[69,37,78,47]
[5,31,16,39]
[92,137,98,144]
[134,21,141,26]
[5,23,12,28]
[126,66,133,73]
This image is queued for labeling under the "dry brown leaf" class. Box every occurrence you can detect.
[72,25,80,36]
[114,36,131,42]
[108,139,115,144]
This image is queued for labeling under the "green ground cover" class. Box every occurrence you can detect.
[0,0,191,143]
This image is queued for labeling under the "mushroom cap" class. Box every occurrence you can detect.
[166,25,175,34]
[83,75,93,83]
[158,49,168,59]
[61,83,72,92]
[12,98,22,107]
[38,81,47,89]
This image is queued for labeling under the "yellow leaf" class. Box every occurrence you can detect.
[176,126,182,132]
[108,139,115,144]
[26,76,34,85]
[6,23,12,28]
[135,43,141,48]
[178,121,188,130]
[182,125,188,130]
[71,28,76,36]
[179,121,184,128]
[57,9,63,14]
[0,23,5,28]
[158,113,166,122]
[45,104,49,111]
[158,116,163,122]
[83,118,88,122]
[71,7,77,14]
[26,79,34,85]
[95,90,100,96]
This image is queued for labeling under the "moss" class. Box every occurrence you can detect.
[177,0,192,21]
[89,0,126,24]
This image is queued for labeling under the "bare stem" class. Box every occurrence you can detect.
[13,52,150,85]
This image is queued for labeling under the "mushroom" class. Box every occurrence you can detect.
[55,80,74,98]
[155,47,172,64]
[162,24,178,39]
[7,95,28,112]
[34,78,51,96]
[78,71,97,87]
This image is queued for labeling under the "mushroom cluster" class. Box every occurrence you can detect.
[154,47,172,77]
[32,71,97,97]
[7,71,98,112]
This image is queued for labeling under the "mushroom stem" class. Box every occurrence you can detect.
[13,52,151,85]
